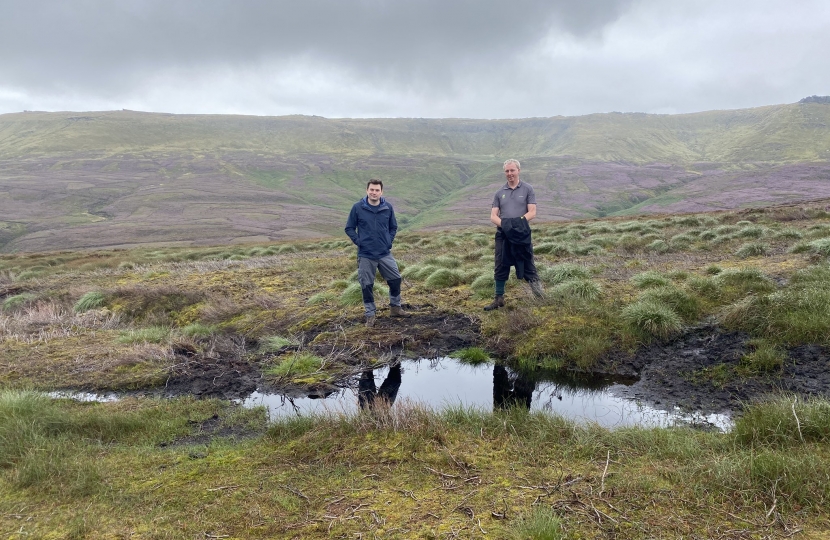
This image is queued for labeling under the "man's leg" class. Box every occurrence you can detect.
[523,245,545,298]
[377,254,409,317]
[485,232,509,311]
[358,257,380,326]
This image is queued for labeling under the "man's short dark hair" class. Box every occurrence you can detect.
[367,179,383,189]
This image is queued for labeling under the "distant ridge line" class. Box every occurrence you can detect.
[799,95,830,104]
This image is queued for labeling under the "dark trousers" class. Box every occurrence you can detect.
[494,230,538,282]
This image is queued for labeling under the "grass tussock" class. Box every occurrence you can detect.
[452,347,490,365]
[266,352,325,379]
[73,291,106,312]
[622,299,683,340]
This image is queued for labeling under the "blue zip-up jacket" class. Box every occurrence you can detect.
[344,196,398,259]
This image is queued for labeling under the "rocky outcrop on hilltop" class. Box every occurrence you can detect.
[799,95,830,104]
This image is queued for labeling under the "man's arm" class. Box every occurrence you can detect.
[344,206,360,245]
[389,207,398,243]
[490,206,502,228]
[524,204,537,221]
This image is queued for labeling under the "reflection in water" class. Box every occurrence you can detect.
[358,364,402,409]
[238,358,731,430]
[493,365,534,410]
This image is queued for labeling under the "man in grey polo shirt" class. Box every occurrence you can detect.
[484,159,544,311]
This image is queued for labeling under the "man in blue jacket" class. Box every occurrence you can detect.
[345,179,410,327]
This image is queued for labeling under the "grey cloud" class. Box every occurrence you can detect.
[0,0,634,95]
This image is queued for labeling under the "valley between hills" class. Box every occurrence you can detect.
[1,99,830,253]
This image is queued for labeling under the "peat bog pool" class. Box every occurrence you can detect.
[243,358,732,431]
[51,357,731,430]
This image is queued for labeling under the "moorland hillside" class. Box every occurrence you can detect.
[1,100,830,252]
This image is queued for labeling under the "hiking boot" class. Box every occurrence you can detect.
[365,315,376,328]
[390,305,411,318]
[529,279,545,299]
[483,295,505,311]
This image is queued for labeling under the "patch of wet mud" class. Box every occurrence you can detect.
[164,357,261,400]
[160,413,265,447]
[607,325,830,415]
[162,308,479,400]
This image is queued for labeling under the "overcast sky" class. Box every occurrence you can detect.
[1,0,828,119]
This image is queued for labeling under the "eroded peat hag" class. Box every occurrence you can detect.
[161,310,480,400]
[608,324,830,415]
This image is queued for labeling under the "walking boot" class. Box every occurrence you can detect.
[529,279,545,299]
[483,295,505,311]
[365,315,376,328]
[390,306,411,318]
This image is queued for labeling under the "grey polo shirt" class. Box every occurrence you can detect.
[492,181,536,219]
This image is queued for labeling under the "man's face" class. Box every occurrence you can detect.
[504,163,520,184]
[366,183,383,203]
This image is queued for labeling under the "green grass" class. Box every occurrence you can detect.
[424,268,463,288]
[740,339,786,373]
[259,335,297,352]
[621,299,683,340]
[266,352,325,379]
[180,322,216,338]
[509,507,564,539]
[339,282,387,305]
[539,263,591,285]
[735,242,769,258]
[720,265,830,345]
[2,293,37,311]
[2,391,830,536]
[630,271,671,289]
[116,326,170,344]
[73,291,106,312]
[452,347,490,365]
[551,278,602,301]
[638,285,700,321]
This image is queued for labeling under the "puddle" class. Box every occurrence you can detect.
[244,358,732,430]
[48,390,120,402]
[48,358,731,430]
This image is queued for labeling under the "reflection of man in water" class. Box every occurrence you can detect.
[358,364,402,409]
[493,365,535,409]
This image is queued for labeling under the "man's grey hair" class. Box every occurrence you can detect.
[503,159,521,170]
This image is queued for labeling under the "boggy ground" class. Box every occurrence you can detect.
[2,199,830,418]
[162,308,480,400]
[607,324,830,415]
[4,201,830,538]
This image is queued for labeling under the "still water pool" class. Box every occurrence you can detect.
[244,358,731,430]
